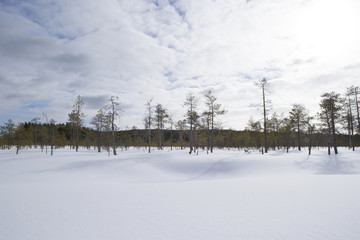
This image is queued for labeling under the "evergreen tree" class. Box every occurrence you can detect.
[0,119,16,149]
[184,92,198,154]
[319,92,344,154]
[289,104,308,151]
[203,90,226,153]
[154,104,168,150]
[91,109,107,153]
[68,95,85,152]
[176,119,187,150]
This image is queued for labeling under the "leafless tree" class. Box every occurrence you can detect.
[255,78,270,153]
[145,98,153,153]
[184,92,198,154]
[105,96,121,155]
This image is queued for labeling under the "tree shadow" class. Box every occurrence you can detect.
[296,154,359,175]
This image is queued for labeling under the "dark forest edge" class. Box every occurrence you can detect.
[1,85,360,155]
[0,123,359,155]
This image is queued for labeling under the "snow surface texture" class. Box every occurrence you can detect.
[1,147,360,240]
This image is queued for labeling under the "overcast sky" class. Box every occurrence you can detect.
[1,0,360,130]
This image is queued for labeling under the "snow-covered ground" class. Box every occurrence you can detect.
[1,147,360,240]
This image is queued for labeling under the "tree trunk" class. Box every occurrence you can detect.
[297,121,301,151]
[112,127,116,155]
[210,110,214,153]
[262,85,268,153]
[331,111,338,154]
[355,88,360,133]
[148,127,151,153]
[189,122,193,154]
[170,123,173,151]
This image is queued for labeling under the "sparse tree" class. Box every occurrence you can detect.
[105,96,121,155]
[255,78,270,153]
[49,119,56,155]
[184,92,198,154]
[91,109,108,153]
[246,117,262,149]
[346,87,356,150]
[15,122,25,154]
[30,117,40,148]
[319,92,344,155]
[289,104,308,151]
[168,116,174,150]
[279,117,293,153]
[0,119,16,149]
[348,86,360,133]
[68,95,85,152]
[203,90,226,153]
[306,116,315,155]
[176,119,187,150]
[145,98,153,153]
[154,104,168,150]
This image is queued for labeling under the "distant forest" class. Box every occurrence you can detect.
[1,82,359,155]
[1,122,359,153]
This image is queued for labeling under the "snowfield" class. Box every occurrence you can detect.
[1,147,360,240]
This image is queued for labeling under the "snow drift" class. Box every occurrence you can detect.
[1,147,360,240]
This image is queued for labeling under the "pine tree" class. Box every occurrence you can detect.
[289,104,308,151]
[319,92,344,154]
[203,91,226,153]
[0,119,16,149]
[68,95,85,152]
[184,93,198,154]
[154,104,168,150]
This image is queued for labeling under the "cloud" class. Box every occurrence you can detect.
[1,0,360,129]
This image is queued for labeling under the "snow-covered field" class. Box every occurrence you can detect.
[1,147,360,240]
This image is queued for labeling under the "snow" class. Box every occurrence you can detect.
[1,147,360,240]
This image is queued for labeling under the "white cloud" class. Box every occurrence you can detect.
[1,0,360,129]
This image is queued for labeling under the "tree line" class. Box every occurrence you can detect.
[1,84,359,155]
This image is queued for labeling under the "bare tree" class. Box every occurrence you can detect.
[105,96,121,155]
[255,78,270,153]
[145,98,153,153]
[184,92,198,154]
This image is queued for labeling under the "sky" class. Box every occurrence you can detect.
[1,0,360,130]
